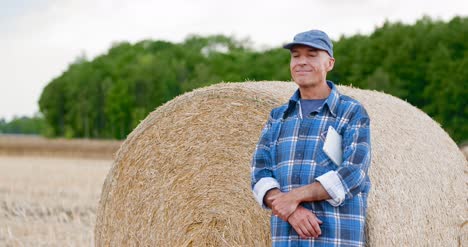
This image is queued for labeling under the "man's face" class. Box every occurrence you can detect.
[289,45,335,88]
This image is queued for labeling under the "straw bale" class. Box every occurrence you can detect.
[95,81,466,246]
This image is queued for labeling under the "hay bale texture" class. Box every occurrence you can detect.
[95,81,466,246]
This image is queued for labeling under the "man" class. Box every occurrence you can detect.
[251,30,371,246]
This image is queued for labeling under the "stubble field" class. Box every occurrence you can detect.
[0,136,119,246]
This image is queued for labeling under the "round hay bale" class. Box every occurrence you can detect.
[95,81,466,246]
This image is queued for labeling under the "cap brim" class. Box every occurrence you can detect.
[283,41,328,51]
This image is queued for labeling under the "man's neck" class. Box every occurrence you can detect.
[298,81,331,99]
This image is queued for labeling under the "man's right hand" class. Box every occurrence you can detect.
[264,188,282,209]
[288,206,323,239]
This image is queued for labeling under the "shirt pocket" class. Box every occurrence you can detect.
[315,129,334,167]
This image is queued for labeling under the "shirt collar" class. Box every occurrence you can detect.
[283,80,339,119]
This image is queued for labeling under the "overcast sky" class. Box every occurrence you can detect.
[1,0,467,121]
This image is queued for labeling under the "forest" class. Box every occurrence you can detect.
[2,16,466,144]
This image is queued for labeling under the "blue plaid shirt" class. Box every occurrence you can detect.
[251,81,371,247]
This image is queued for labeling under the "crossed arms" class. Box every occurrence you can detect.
[251,107,371,239]
[265,182,331,239]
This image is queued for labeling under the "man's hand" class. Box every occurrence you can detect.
[269,190,301,221]
[288,206,323,239]
[264,188,281,209]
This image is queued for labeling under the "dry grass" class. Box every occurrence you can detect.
[0,135,122,160]
[0,156,111,246]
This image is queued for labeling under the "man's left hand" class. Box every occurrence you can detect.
[270,190,300,221]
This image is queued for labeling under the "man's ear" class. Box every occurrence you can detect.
[327,57,335,72]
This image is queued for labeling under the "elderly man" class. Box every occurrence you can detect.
[251,30,372,246]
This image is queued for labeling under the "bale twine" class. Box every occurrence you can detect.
[95,81,466,246]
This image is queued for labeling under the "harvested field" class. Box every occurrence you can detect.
[0,135,122,160]
[0,155,111,246]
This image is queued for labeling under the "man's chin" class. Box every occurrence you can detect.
[294,81,320,88]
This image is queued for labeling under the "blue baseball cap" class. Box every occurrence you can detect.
[283,30,334,57]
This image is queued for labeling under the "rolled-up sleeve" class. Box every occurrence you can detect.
[336,106,371,200]
[251,113,279,208]
[316,170,346,206]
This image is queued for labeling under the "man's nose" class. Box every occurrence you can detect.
[297,56,307,65]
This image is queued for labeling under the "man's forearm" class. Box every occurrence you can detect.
[265,182,330,208]
[291,182,331,203]
[265,183,331,221]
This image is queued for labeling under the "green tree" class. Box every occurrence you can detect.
[37,16,467,143]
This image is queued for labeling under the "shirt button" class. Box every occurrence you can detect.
[296,152,303,158]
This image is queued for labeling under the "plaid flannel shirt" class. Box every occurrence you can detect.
[251,81,371,247]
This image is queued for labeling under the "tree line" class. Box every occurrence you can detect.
[11,16,466,143]
[0,115,45,135]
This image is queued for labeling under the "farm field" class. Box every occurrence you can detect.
[0,156,111,246]
[0,135,121,160]
[0,135,118,246]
